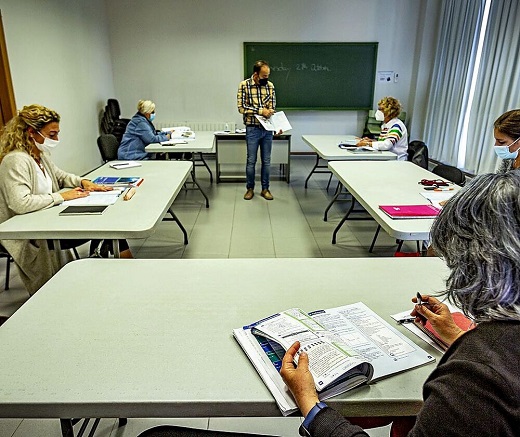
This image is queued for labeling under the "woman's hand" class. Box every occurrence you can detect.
[411,295,465,346]
[280,341,319,417]
[356,137,371,147]
[81,180,113,192]
[60,187,90,201]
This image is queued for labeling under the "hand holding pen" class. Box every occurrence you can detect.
[411,293,464,347]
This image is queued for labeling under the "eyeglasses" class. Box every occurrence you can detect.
[419,179,450,187]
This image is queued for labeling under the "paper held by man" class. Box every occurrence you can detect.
[255,111,292,132]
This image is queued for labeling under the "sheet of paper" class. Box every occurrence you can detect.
[162,126,195,140]
[62,188,124,206]
[255,111,292,132]
[420,191,455,209]
[109,161,142,169]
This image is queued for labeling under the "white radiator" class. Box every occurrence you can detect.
[156,121,236,131]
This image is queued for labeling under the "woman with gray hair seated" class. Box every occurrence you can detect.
[118,99,173,160]
[281,171,520,437]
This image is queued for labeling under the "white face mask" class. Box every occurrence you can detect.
[374,109,385,122]
[494,137,520,160]
[34,131,60,154]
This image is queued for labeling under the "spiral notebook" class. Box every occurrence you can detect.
[379,204,441,219]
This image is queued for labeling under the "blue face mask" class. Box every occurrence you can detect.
[494,137,520,160]
[150,113,156,122]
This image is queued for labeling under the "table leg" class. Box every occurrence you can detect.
[304,154,320,188]
[369,225,381,253]
[112,239,120,258]
[324,183,346,222]
[60,419,74,437]
[191,169,210,208]
[196,152,214,183]
[332,200,356,244]
[167,207,189,245]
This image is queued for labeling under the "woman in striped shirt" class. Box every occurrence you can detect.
[357,96,408,160]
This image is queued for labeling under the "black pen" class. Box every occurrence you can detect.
[416,292,424,305]
[397,316,416,324]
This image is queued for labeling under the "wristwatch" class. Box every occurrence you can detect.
[299,402,328,436]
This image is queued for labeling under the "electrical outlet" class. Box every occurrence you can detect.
[394,73,399,83]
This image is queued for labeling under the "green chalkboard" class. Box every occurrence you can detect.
[244,42,378,110]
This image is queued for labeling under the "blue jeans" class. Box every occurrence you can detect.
[245,126,273,190]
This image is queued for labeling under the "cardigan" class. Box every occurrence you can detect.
[0,151,83,294]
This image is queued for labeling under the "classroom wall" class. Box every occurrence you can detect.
[107,0,442,152]
[0,0,115,175]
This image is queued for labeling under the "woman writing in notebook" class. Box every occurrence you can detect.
[117,99,174,160]
[356,96,408,160]
[281,171,520,437]
[0,104,132,295]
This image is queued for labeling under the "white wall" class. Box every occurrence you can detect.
[107,0,441,152]
[0,0,115,174]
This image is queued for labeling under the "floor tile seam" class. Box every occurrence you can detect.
[290,182,329,259]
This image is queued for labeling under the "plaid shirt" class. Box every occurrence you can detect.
[237,76,276,127]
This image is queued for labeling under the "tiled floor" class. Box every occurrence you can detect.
[0,156,414,436]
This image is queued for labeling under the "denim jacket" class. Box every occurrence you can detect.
[117,113,168,160]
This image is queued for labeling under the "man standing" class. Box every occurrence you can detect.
[237,60,276,200]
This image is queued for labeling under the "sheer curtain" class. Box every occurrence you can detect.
[464,0,520,174]
[423,0,487,164]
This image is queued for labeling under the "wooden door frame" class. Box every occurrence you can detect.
[0,9,16,127]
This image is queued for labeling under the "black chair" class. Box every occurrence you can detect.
[407,140,429,169]
[97,134,119,162]
[432,163,466,186]
[106,98,130,124]
[0,243,13,290]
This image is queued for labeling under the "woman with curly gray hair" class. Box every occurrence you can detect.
[281,171,520,437]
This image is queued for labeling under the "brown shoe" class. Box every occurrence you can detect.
[244,188,254,200]
[261,189,273,200]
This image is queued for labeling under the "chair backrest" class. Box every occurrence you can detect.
[407,140,429,169]
[97,134,119,162]
[106,98,121,120]
[432,164,466,186]
[363,110,407,138]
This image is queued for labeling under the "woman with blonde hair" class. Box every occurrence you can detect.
[357,96,408,160]
[0,104,132,294]
[118,99,173,160]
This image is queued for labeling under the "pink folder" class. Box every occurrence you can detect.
[379,204,441,219]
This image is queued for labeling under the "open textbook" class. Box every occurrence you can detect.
[233,302,435,415]
[254,111,292,132]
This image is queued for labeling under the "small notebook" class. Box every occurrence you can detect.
[415,312,474,351]
[109,161,142,170]
[59,205,108,216]
[379,204,441,219]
